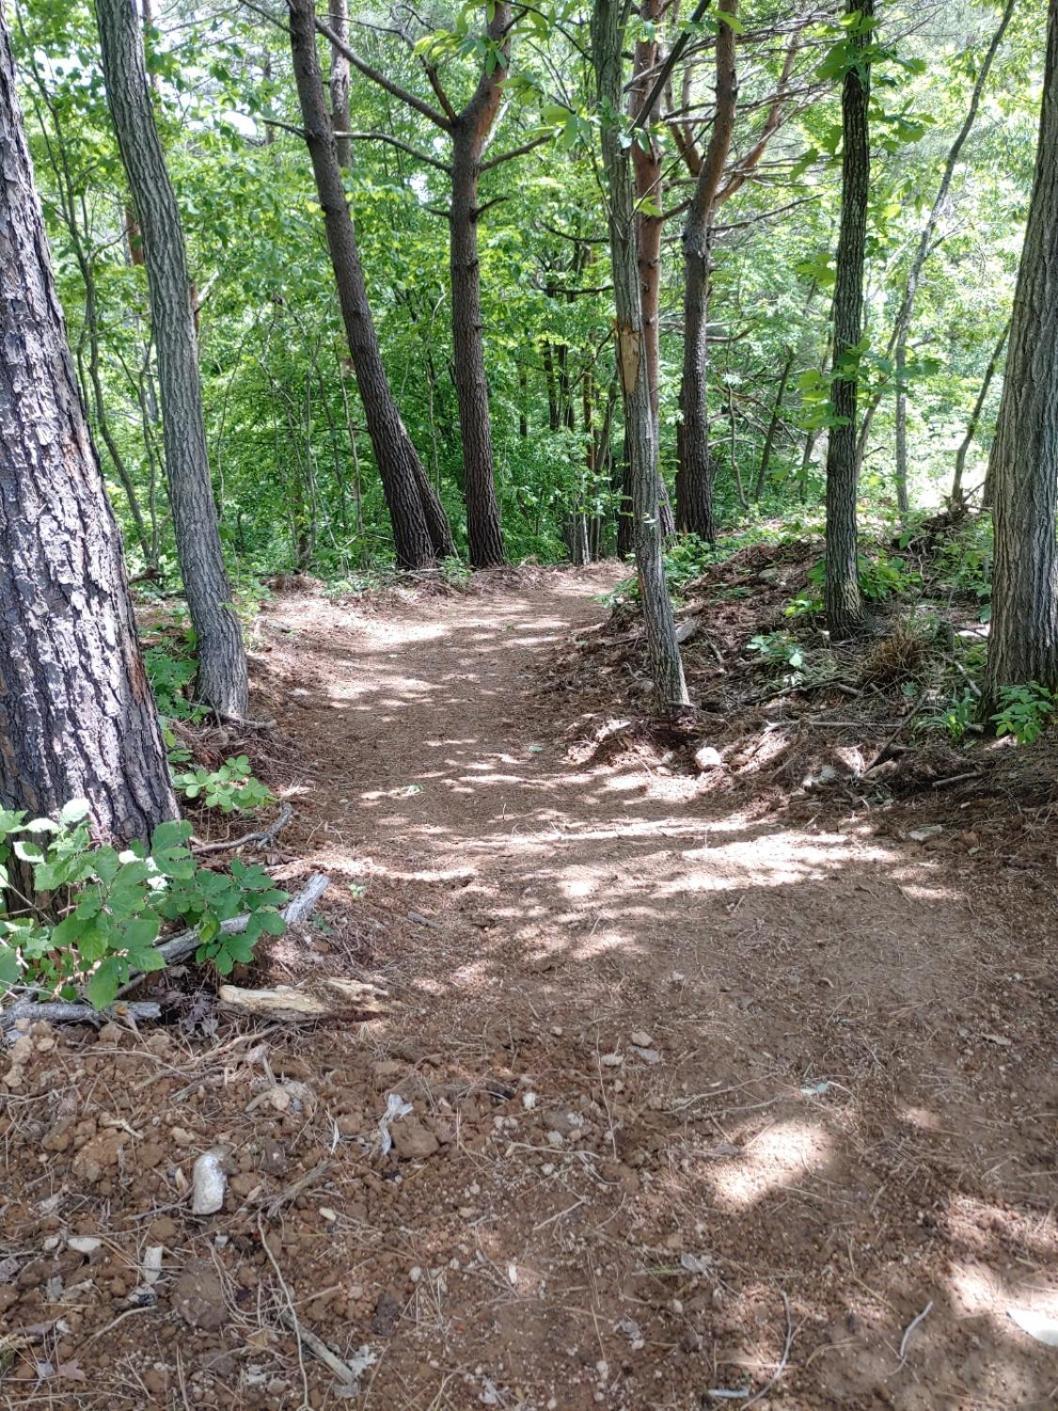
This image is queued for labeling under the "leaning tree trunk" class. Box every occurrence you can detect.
[0,12,176,842]
[954,318,1010,508]
[287,0,452,567]
[675,0,738,540]
[984,0,1058,707]
[824,0,873,638]
[447,3,510,569]
[592,0,689,711]
[95,0,249,718]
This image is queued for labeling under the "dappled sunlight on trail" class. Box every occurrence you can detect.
[249,567,1058,1410]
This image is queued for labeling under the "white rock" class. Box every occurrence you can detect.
[191,1149,227,1216]
[630,1030,654,1049]
[67,1236,102,1255]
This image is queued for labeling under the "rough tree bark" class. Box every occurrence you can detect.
[0,11,176,841]
[592,0,689,711]
[95,0,249,717]
[676,0,738,540]
[328,0,351,169]
[287,0,453,567]
[824,0,874,639]
[314,3,513,569]
[984,0,1058,705]
[448,3,510,567]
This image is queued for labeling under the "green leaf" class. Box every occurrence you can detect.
[86,957,124,1010]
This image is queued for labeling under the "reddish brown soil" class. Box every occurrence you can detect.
[3,567,1058,1410]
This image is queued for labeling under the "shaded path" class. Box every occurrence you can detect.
[259,569,1058,1411]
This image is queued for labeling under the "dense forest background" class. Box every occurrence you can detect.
[14,0,1042,582]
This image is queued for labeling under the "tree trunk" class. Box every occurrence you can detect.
[95,0,248,718]
[447,5,510,569]
[592,0,689,711]
[676,0,738,541]
[287,0,452,567]
[953,318,1010,508]
[824,0,873,639]
[629,0,664,425]
[984,0,1058,706]
[0,13,176,842]
[329,0,351,170]
[754,347,794,501]
[893,338,909,513]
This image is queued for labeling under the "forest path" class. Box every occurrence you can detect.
[255,568,1057,1411]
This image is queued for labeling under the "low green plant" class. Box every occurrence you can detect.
[991,683,1057,745]
[939,691,978,743]
[171,754,274,813]
[439,555,473,589]
[144,645,201,721]
[789,548,919,618]
[0,806,287,1006]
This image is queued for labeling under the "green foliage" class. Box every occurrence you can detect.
[991,683,1057,746]
[933,517,993,616]
[746,631,806,680]
[144,644,201,721]
[0,808,287,1007]
[792,548,919,618]
[172,755,274,813]
[939,690,978,743]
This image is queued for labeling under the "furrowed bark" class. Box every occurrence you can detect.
[95,0,249,718]
[676,0,738,540]
[448,4,510,568]
[0,11,177,842]
[984,0,1058,707]
[824,0,873,638]
[287,0,452,567]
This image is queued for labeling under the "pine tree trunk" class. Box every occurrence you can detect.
[287,0,452,567]
[754,347,794,501]
[0,13,177,841]
[984,0,1058,706]
[629,0,664,425]
[95,0,248,718]
[329,0,351,170]
[676,245,715,537]
[592,0,689,712]
[450,128,505,567]
[824,0,873,638]
[675,0,738,541]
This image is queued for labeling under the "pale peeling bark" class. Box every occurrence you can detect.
[0,12,176,841]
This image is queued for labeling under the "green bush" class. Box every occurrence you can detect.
[992,683,1056,745]
[172,754,274,813]
[0,806,287,1007]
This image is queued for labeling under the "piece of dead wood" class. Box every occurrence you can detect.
[675,616,700,644]
[193,802,294,856]
[218,977,389,1021]
[0,999,161,1035]
[1,875,333,1033]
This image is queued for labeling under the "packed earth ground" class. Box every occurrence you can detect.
[3,567,1058,1410]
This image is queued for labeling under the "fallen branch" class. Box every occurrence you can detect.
[1,999,160,1035]
[1,875,332,1032]
[863,695,928,773]
[193,802,294,856]
[155,871,330,968]
[218,977,388,1020]
[260,1157,332,1218]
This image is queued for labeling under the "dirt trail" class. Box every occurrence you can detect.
[257,570,1058,1410]
[3,570,1056,1410]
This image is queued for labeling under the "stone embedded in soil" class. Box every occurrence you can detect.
[391,1116,439,1160]
[172,1261,229,1330]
